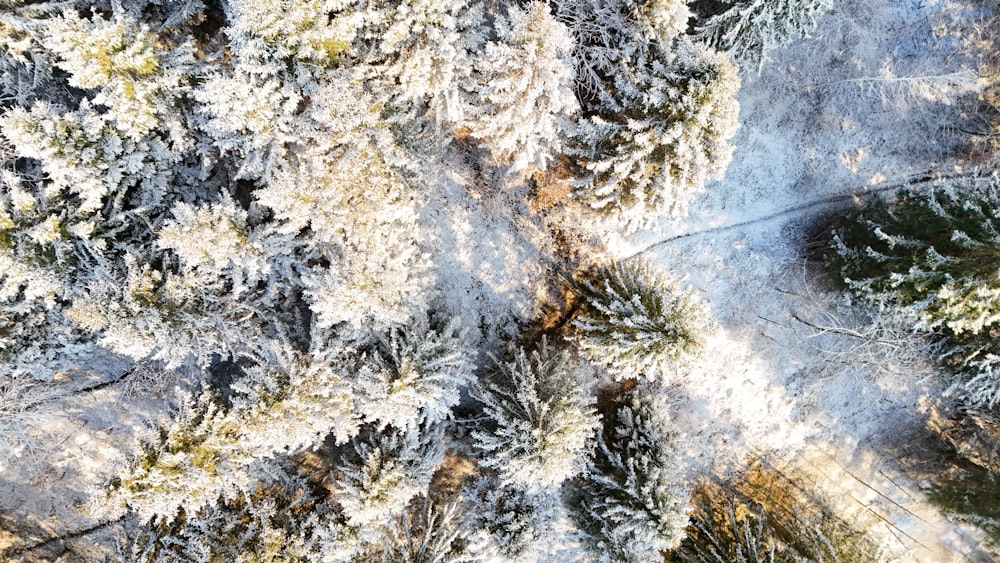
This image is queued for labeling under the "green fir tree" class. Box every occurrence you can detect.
[829,174,1000,405]
[571,260,706,381]
[569,391,689,563]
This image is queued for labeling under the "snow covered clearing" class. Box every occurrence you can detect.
[606,0,995,560]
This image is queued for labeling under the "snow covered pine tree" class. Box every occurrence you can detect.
[472,339,599,492]
[697,0,833,73]
[570,390,689,563]
[557,0,740,227]
[830,174,1000,406]
[571,260,707,382]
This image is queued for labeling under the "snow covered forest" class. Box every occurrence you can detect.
[2,0,1000,560]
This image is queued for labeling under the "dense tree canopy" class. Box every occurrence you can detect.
[1,0,928,559]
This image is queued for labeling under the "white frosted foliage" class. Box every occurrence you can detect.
[463,1,578,170]
[698,0,833,72]
[472,341,599,492]
[45,11,193,139]
[572,260,708,381]
[99,354,358,522]
[570,41,740,227]
[571,394,688,562]
[353,317,476,432]
[333,424,444,528]
[157,198,271,296]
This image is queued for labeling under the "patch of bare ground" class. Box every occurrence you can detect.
[428,451,479,504]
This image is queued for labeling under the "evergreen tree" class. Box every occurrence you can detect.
[556,0,740,227]
[348,0,486,127]
[829,175,1000,406]
[0,170,95,381]
[43,11,194,141]
[696,0,833,73]
[471,340,599,492]
[100,348,359,523]
[242,79,434,336]
[569,391,689,563]
[353,495,496,563]
[2,10,195,214]
[66,252,267,369]
[156,197,273,298]
[940,329,1000,408]
[193,1,440,338]
[462,1,578,170]
[571,260,707,381]
[567,39,740,226]
[831,175,1000,335]
[555,0,693,110]
[0,7,236,373]
[121,460,321,562]
[464,476,554,559]
[331,423,444,528]
[352,316,477,433]
[0,4,69,110]
[0,6,216,465]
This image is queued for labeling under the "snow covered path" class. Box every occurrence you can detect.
[614,0,996,559]
[629,168,960,259]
